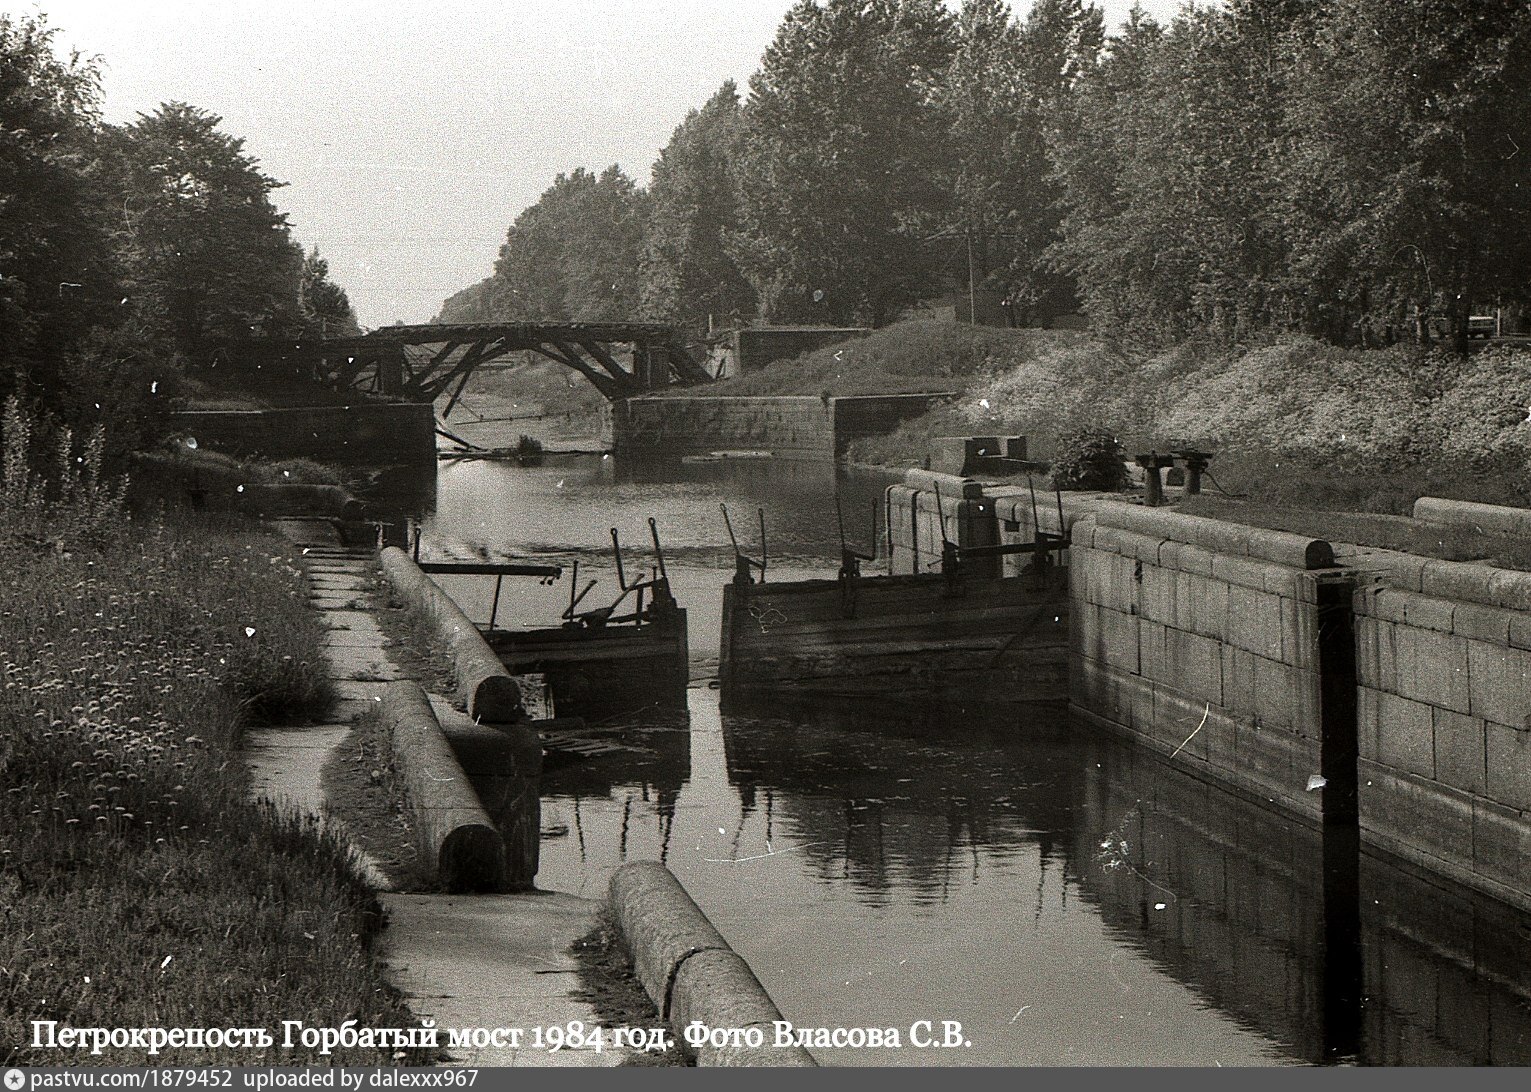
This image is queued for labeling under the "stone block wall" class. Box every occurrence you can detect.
[987,489,1114,577]
[1067,502,1335,823]
[885,471,1000,576]
[1352,557,1531,912]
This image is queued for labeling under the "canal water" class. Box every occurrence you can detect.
[411,452,1531,1067]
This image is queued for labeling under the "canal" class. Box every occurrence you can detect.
[413,452,1531,1066]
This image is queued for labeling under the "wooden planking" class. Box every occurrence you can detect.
[722,572,1070,713]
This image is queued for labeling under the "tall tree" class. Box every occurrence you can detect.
[640,81,755,335]
[1049,2,1310,342]
[1281,0,1531,348]
[490,165,646,322]
[298,248,359,337]
[732,0,958,326]
[0,13,122,398]
[108,102,305,358]
[937,0,1103,325]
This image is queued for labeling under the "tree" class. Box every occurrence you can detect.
[489,165,647,322]
[1049,2,1308,343]
[1281,0,1531,348]
[936,0,1103,326]
[108,102,305,358]
[298,248,359,337]
[640,81,755,335]
[732,0,958,326]
[0,13,122,399]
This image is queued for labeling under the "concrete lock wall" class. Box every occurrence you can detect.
[610,393,950,459]
[172,402,437,465]
[1351,556,1531,913]
[1067,502,1337,824]
[607,862,817,1067]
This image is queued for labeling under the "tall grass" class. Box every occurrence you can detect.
[0,404,425,1064]
[2,396,128,551]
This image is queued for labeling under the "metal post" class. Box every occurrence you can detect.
[488,574,503,632]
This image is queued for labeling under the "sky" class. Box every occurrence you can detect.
[36,0,1191,327]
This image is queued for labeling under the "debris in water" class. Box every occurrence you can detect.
[1306,773,1327,791]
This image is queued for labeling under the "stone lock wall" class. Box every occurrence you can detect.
[1350,557,1531,911]
[1067,503,1337,823]
[1066,498,1531,911]
[885,471,1001,576]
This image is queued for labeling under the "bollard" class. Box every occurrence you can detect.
[1136,451,1175,507]
[1173,449,1214,496]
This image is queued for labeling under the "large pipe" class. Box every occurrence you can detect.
[381,681,505,893]
[378,546,526,723]
[608,862,817,1066]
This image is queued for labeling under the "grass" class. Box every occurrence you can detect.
[667,321,1081,399]
[449,357,607,426]
[0,416,429,1064]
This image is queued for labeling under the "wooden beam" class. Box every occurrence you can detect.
[573,339,633,383]
[529,344,623,399]
[442,365,475,419]
[416,340,494,401]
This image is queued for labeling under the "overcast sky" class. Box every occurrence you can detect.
[38,1,1191,327]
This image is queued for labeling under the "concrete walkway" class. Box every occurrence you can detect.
[243,518,616,1068]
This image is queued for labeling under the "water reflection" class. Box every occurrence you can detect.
[420,452,1531,1066]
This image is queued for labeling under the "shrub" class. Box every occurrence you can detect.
[1050,428,1131,492]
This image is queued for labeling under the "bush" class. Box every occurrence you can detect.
[1050,428,1131,492]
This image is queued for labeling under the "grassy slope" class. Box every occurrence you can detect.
[0,514,426,1065]
[667,321,1086,398]
[811,323,1531,513]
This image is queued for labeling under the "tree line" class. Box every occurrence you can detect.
[2,12,357,445]
[443,0,1531,354]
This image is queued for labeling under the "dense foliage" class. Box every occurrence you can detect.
[0,12,357,451]
[443,0,1531,351]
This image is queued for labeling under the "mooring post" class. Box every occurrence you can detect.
[1174,449,1213,496]
[1136,451,1174,507]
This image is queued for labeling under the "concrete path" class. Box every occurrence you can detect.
[382,893,617,1067]
[242,518,616,1067]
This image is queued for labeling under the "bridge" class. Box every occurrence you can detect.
[253,321,713,408]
